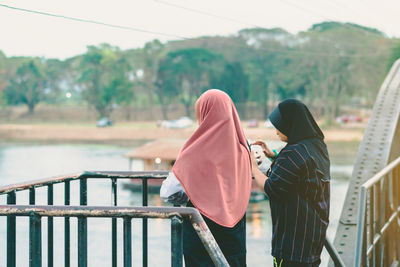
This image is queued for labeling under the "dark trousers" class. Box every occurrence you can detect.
[184,253,245,267]
[183,202,246,267]
[273,257,321,267]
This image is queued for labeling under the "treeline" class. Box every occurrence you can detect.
[0,21,399,120]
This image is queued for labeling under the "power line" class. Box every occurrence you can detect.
[0,3,395,58]
[0,3,190,40]
[280,0,328,21]
[153,0,263,29]
[154,0,397,50]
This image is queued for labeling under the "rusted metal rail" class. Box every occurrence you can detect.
[0,170,344,266]
[0,205,229,267]
[0,171,170,267]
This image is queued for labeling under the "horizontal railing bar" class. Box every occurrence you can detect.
[0,204,230,266]
[366,207,400,256]
[0,205,202,221]
[0,173,83,194]
[362,156,400,189]
[0,171,169,195]
[91,171,169,178]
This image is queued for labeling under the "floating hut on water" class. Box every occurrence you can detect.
[125,138,266,201]
[126,138,186,171]
[124,139,185,193]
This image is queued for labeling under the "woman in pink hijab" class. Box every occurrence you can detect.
[160,89,252,266]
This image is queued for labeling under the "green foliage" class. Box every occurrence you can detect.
[3,59,46,113]
[156,48,224,118]
[0,21,397,121]
[0,51,6,105]
[78,44,134,118]
[310,22,383,36]
[43,58,67,103]
[212,62,249,103]
[387,43,400,71]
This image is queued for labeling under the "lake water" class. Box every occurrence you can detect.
[0,141,356,266]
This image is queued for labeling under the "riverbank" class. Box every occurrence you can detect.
[0,122,365,143]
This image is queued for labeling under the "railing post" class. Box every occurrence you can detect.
[29,214,42,267]
[123,217,132,267]
[376,180,382,266]
[171,216,183,267]
[384,174,391,266]
[65,180,70,267]
[7,191,16,267]
[369,186,375,267]
[28,188,37,267]
[395,166,400,261]
[29,188,35,205]
[324,239,345,267]
[78,178,88,267]
[48,184,54,267]
[111,178,117,267]
[142,178,148,267]
[355,187,367,267]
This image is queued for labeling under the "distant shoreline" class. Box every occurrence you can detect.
[0,122,365,143]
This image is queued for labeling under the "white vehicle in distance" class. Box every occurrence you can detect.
[159,116,193,129]
[97,117,113,127]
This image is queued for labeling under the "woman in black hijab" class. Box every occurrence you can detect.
[251,99,330,267]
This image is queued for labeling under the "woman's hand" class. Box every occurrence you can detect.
[250,150,268,191]
[250,150,265,173]
[250,151,260,171]
[252,140,275,158]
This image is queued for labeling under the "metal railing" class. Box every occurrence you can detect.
[0,205,228,267]
[0,170,345,266]
[355,156,400,267]
[0,171,228,267]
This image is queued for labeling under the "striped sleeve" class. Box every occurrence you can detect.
[264,147,305,201]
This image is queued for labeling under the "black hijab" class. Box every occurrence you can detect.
[269,99,324,143]
[269,99,330,182]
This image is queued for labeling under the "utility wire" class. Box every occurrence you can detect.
[153,0,263,29]
[0,3,190,40]
[154,0,397,50]
[0,3,395,58]
[280,0,328,21]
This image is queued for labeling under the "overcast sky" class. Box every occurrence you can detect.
[1,0,399,59]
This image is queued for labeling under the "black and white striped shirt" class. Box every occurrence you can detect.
[264,143,330,263]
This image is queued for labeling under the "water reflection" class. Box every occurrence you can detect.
[249,203,263,239]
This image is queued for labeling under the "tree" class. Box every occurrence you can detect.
[43,58,67,104]
[78,44,134,118]
[3,59,46,114]
[0,51,6,105]
[141,40,165,119]
[155,57,180,119]
[211,62,249,118]
[246,50,284,118]
[156,48,224,117]
[388,44,400,71]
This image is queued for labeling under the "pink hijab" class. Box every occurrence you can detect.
[172,89,252,227]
